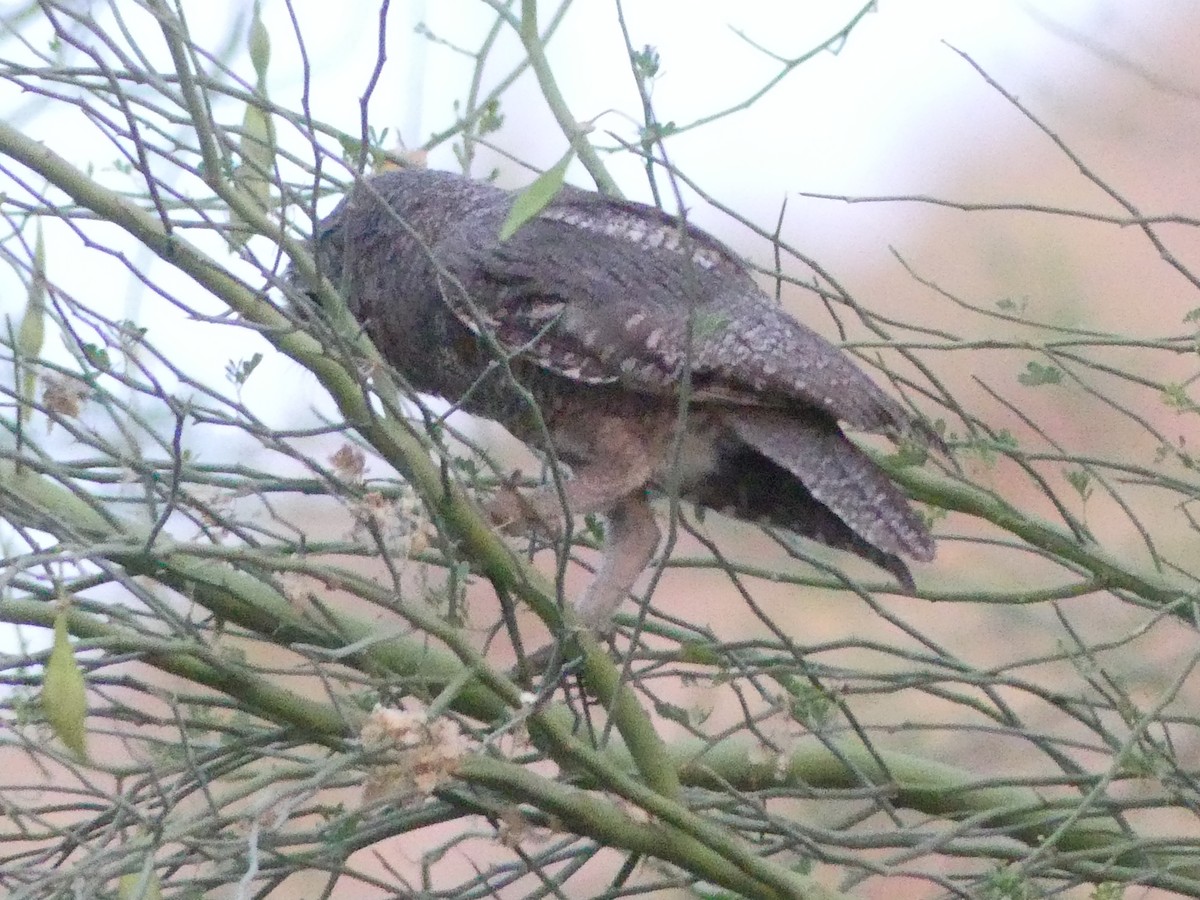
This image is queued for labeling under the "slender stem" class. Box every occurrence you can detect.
[515,0,620,196]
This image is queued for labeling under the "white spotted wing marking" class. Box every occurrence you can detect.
[541,207,728,273]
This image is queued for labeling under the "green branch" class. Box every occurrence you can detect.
[6,456,1192,889]
[460,754,847,899]
[1,596,351,745]
[0,116,683,847]
[0,457,512,723]
[874,452,1197,616]
[649,736,1200,889]
[516,0,620,197]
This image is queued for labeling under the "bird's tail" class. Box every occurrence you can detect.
[710,410,934,587]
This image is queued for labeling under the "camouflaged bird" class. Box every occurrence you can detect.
[302,168,935,627]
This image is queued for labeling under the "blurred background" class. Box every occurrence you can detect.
[3,1,1200,896]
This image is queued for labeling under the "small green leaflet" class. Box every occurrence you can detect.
[1065,468,1093,502]
[498,149,575,242]
[1017,360,1062,387]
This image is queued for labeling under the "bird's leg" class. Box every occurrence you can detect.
[486,469,637,536]
[575,492,661,630]
[487,473,563,538]
[484,421,664,628]
[486,422,658,535]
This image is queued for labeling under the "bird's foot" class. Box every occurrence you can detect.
[485,476,564,538]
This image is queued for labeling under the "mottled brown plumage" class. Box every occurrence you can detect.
[300,168,935,627]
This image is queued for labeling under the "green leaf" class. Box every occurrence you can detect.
[888,436,930,468]
[1161,383,1199,413]
[789,683,835,728]
[477,98,504,136]
[43,610,89,761]
[994,429,1018,449]
[225,352,263,386]
[632,44,661,78]
[498,149,574,242]
[117,319,147,348]
[653,699,691,726]
[1016,360,1062,387]
[583,512,605,541]
[1064,468,1093,502]
[678,641,721,666]
[81,342,111,371]
[639,120,677,149]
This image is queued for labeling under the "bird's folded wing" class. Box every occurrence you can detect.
[435,205,920,437]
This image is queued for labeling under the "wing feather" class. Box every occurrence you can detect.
[434,191,922,435]
[727,409,935,562]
